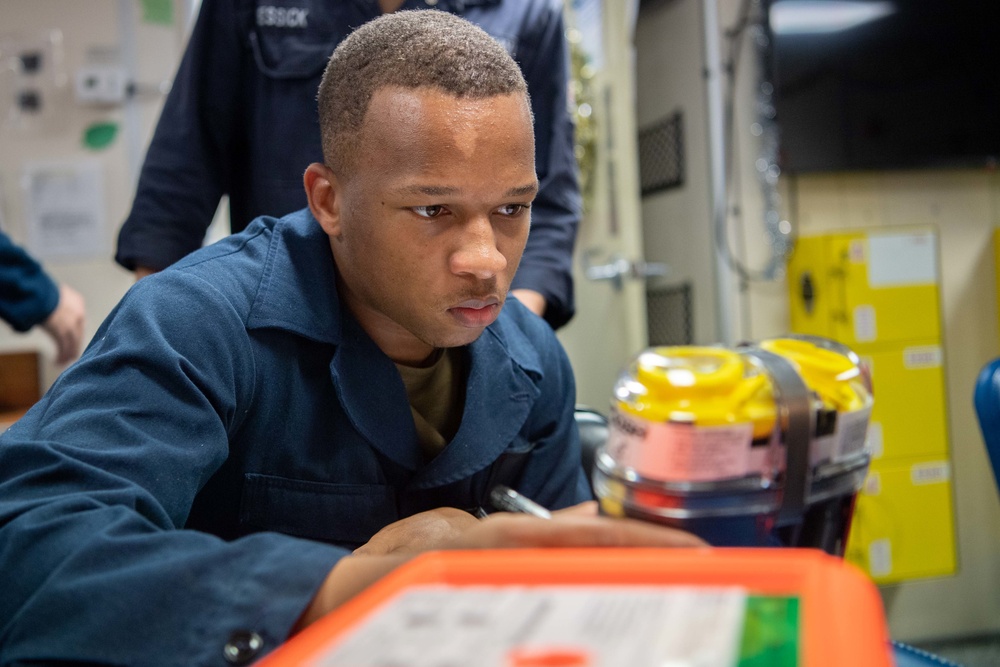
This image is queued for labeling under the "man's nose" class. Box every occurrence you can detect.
[449,214,508,279]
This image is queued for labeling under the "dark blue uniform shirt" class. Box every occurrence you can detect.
[116,0,580,328]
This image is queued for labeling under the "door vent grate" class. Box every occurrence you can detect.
[646,282,693,346]
[638,110,684,197]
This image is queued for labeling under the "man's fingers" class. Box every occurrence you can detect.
[551,500,598,517]
[454,513,708,550]
[355,507,481,556]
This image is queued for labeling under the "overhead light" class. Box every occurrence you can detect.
[770,0,896,35]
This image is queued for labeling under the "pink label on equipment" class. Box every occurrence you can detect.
[617,420,754,482]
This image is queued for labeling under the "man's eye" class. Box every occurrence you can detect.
[497,204,528,216]
[412,205,445,218]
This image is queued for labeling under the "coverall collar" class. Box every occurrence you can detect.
[246,210,544,481]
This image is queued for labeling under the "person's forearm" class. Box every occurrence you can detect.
[135,265,157,280]
[292,554,411,633]
[0,231,60,332]
[511,288,546,317]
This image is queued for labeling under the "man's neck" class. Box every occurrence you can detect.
[378,0,406,14]
[335,274,439,366]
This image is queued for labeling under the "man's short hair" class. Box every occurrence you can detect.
[317,10,529,175]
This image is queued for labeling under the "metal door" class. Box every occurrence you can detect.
[558,0,658,412]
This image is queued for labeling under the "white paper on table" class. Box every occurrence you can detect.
[313,585,748,667]
[21,159,107,260]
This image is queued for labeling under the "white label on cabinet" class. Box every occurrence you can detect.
[866,422,884,459]
[869,539,893,577]
[903,346,943,370]
[864,472,882,496]
[849,239,866,263]
[911,461,950,485]
[854,305,877,342]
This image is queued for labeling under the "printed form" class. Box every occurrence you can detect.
[313,585,748,667]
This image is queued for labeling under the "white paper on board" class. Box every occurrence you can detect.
[21,159,107,260]
[866,231,937,287]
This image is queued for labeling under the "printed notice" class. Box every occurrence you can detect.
[866,231,937,287]
[21,159,107,260]
[313,585,753,667]
[641,422,754,482]
[834,407,872,460]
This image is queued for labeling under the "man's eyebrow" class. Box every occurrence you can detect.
[394,182,539,198]
[506,182,540,198]
[397,185,460,197]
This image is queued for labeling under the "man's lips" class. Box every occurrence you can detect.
[448,297,501,328]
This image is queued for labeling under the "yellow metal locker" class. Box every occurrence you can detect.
[789,228,957,582]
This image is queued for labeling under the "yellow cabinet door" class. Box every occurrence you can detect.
[845,458,957,584]
[857,342,950,462]
[789,230,941,347]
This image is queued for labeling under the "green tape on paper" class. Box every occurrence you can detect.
[738,596,800,667]
[83,122,119,150]
[141,0,174,25]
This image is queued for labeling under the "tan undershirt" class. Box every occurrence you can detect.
[395,347,467,461]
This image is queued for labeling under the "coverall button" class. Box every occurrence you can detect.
[223,630,264,664]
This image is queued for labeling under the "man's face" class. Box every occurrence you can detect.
[327,86,537,365]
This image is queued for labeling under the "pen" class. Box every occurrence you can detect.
[489,485,552,519]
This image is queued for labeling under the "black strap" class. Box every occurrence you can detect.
[749,349,813,527]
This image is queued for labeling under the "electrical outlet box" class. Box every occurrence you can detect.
[74,64,128,105]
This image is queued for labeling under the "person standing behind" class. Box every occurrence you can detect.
[116,0,580,328]
[0,230,86,364]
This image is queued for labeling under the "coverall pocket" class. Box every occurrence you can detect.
[482,439,535,498]
[249,30,336,80]
[239,473,398,545]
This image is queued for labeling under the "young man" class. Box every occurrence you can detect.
[0,12,701,666]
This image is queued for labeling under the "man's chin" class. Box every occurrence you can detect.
[430,322,493,350]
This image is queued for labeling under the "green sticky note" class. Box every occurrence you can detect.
[738,596,800,667]
[141,0,174,25]
[83,122,119,150]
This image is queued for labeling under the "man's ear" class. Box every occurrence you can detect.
[304,163,342,237]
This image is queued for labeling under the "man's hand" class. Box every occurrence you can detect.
[134,265,157,280]
[41,284,86,365]
[353,507,481,556]
[449,508,707,551]
[294,507,706,632]
[511,288,546,318]
[354,502,609,557]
